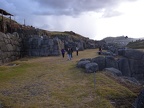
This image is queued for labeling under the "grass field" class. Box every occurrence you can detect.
[0,49,141,108]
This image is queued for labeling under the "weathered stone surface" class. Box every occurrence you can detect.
[0,32,4,41]
[85,63,98,73]
[0,32,21,65]
[80,58,92,62]
[142,55,144,60]
[77,60,91,68]
[123,49,144,60]
[27,36,63,56]
[91,56,105,71]
[134,89,144,108]
[77,48,144,83]
[118,58,131,77]
[121,76,141,85]
[6,44,13,51]
[129,59,144,81]
[104,67,122,76]
[105,56,118,69]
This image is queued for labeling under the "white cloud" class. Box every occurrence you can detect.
[1,0,144,40]
[95,0,144,40]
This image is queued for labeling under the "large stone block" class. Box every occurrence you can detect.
[105,56,118,69]
[6,44,14,51]
[85,63,99,73]
[124,49,144,60]
[92,56,106,71]
[77,60,91,69]
[104,67,122,76]
[118,58,131,77]
[134,89,144,108]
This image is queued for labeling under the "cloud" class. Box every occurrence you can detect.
[0,0,141,40]
[102,9,123,18]
[32,0,137,17]
[0,0,138,17]
[0,0,38,16]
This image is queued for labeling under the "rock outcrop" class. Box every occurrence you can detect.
[134,89,144,108]
[77,49,144,84]
[27,36,63,56]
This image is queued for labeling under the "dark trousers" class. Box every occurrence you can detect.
[76,51,78,56]
[62,53,65,58]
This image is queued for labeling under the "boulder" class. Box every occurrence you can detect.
[124,49,144,60]
[85,63,98,73]
[79,58,92,62]
[134,89,144,108]
[120,76,141,85]
[118,58,131,77]
[129,59,144,81]
[104,67,122,76]
[105,56,118,69]
[77,60,90,69]
[91,56,105,71]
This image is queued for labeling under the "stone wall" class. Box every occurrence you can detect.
[0,31,99,65]
[0,32,64,65]
[48,34,98,51]
[118,49,144,83]
[0,32,22,65]
[26,36,64,56]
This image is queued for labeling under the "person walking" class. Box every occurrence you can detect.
[76,46,79,56]
[70,48,73,58]
[61,48,65,58]
[67,48,72,60]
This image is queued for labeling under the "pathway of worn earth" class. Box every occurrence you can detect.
[0,49,102,108]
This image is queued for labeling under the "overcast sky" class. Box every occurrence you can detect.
[0,0,144,40]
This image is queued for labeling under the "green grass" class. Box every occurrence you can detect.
[47,31,86,40]
[0,49,141,108]
[95,73,136,99]
[127,40,144,49]
[0,62,32,81]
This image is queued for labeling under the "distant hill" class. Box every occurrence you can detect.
[126,39,144,49]
[102,36,137,46]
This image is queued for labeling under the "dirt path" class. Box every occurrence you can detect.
[0,49,108,108]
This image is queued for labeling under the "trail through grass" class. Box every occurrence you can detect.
[0,49,138,108]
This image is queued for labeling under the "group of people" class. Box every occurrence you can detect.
[61,46,79,60]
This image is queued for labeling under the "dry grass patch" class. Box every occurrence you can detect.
[0,49,141,108]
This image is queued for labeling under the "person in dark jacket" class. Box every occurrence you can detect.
[67,48,72,60]
[70,48,73,58]
[61,48,65,58]
[98,46,102,55]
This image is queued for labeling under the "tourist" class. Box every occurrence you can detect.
[67,48,71,60]
[61,48,65,58]
[76,46,79,56]
[70,48,73,58]
[98,46,102,55]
